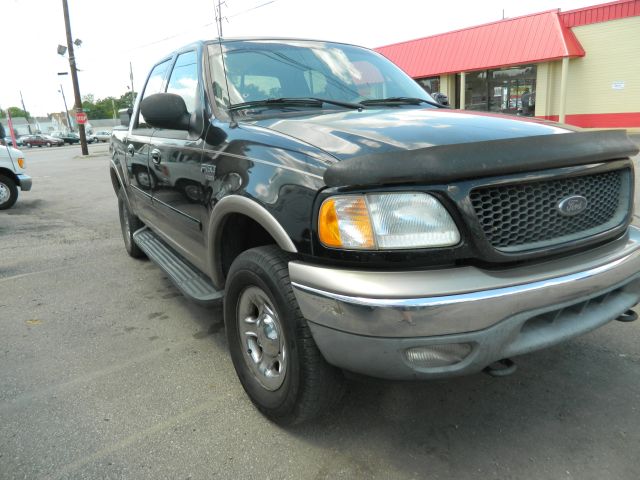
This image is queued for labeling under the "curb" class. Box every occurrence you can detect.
[73,153,110,159]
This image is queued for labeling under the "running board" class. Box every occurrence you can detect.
[133,227,223,306]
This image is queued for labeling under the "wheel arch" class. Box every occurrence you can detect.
[0,167,19,185]
[109,158,133,210]
[207,195,297,289]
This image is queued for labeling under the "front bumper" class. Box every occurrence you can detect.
[290,227,640,380]
[16,174,32,191]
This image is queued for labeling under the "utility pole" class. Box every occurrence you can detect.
[61,0,88,155]
[19,91,33,134]
[129,61,135,105]
[59,84,73,132]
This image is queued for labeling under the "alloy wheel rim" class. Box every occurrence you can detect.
[237,286,287,391]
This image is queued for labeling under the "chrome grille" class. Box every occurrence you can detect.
[470,169,630,252]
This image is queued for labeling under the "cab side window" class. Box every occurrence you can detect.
[137,59,171,128]
[166,50,199,114]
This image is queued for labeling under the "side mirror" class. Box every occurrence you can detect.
[140,93,190,131]
[0,123,5,139]
[118,108,131,127]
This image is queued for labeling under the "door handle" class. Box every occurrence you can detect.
[127,144,135,156]
[151,149,162,165]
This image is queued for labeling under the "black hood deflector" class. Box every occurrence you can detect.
[323,130,639,188]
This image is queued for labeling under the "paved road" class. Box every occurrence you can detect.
[1,144,639,480]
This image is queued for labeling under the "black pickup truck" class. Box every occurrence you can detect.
[110,38,640,424]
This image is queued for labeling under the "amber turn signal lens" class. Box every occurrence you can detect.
[17,157,25,169]
[318,196,376,249]
[318,198,341,247]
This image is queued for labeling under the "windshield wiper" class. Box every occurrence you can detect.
[228,97,363,112]
[360,97,445,108]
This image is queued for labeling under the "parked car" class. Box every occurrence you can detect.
[0,125,32,209]
[43,134,65,146]
[94,130,111,142]
[21,134,63,148]
[51,132,80,144]
[110,38,640,425]
[3,136,23,147]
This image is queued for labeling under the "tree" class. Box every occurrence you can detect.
[66,91,137,120]
[3,107,29,118]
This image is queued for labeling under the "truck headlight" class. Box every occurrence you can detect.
[318,192,460,250]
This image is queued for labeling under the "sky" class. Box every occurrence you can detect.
[2,0,603,116]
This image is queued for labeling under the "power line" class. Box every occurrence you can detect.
[115,0,280,53]
[227,0,276,19]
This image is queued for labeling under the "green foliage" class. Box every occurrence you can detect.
[1,107,29,118]
[79,91,137,120]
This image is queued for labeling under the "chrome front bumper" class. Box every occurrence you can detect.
[290,227,640,380]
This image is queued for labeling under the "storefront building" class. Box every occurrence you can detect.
[376,0,640,128]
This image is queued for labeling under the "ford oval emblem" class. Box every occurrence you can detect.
[557,195,588,216]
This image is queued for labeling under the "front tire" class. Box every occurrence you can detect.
[224,246,344,425]
[117,190,145,258]
[0,175,18,210]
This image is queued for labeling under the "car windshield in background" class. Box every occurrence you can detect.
[208,40,436,114]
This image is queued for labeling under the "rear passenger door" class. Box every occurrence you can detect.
[124,58,171,221]
[148,49,208,268]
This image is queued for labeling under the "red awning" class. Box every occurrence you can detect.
[376,10,585,78]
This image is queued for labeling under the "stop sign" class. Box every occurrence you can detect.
[76,111,88,124]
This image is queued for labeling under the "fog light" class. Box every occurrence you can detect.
[404,343,472,368]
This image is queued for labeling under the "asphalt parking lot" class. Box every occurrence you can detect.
[1,141,640,480]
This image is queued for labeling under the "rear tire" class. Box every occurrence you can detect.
[0,175,18,210]
[46,142,52,147]
[224,245,344,425]
[117,189,145,258]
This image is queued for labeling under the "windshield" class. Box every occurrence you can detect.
[208,40,434,114]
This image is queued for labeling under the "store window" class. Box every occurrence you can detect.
[416,76,440,94]
[462,65,537,116]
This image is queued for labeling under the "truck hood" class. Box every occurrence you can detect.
[251,108,573,161]
[1,145,24,159]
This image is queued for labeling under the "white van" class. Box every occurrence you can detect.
[0,136,32,209]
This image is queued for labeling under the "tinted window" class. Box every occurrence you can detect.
[138,59,171,127]
[208,40,434,114]
[166,50,198,113]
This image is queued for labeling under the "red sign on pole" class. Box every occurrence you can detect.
[6,110,18,148]
[76,111,88,124]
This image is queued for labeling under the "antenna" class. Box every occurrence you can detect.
[215,0,225,37]
[214,0,236,126]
